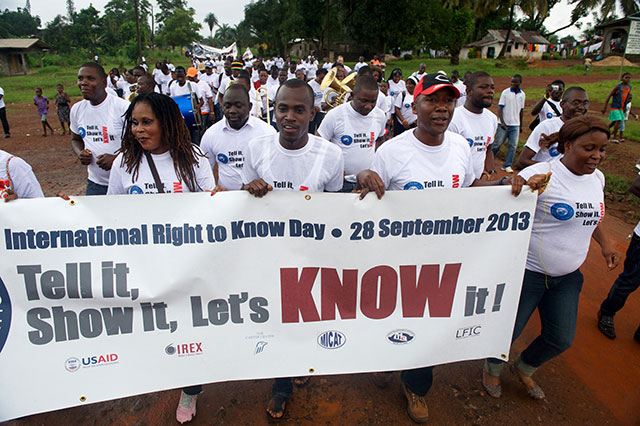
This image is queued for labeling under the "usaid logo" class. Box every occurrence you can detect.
[549,145,560,157]
[340,135,353,146]
[65,357,80,372]
[255,341,268,355]
[317,330,345,349]
[386,329,415,345]
[403,181,424,190]
[78,127,86,138]
[0,277,12,355]
[128,185,143,194]
[165,342,203,357]
[550,203,574,221]
[217,153,229,164]
[456,325,481,339]
[390,90,396,97]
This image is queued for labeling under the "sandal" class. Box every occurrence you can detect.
[266,395,287,421]
[510,364,545,400]
[293,376,310,387]
[482,368,502,398]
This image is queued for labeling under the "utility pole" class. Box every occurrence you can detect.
[134,0,143,63]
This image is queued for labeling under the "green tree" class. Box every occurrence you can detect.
[155,7,200,48]
[102,0,151,57]
[71,5,102,56]
[0,8,41,38]
[214,23,237,45]
[204,12,218,38]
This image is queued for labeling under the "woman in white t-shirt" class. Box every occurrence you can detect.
[108,92,213,195]
[393,76,417,136]
[483,116,620,400]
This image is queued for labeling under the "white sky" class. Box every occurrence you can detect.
[4,0,608,42]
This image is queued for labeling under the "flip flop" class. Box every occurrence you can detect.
[266,395,287,421]
[293,376,310,387]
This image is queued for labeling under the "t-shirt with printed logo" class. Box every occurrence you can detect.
[538,98,562,123]
[371,130,475,191]
[448,105,498,179]
[524,116,564,163]
[317,102,386,177]
[519,160,605,276]
[394,92,417,126]
[107,151,214,195]
[200,116,276,190]
[0,149,44,199]
[70,93,129,186]
[241,134,344,193]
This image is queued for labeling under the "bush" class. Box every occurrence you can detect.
[542,52,550,60]
[552,52,561,60]
[467,47,477,59]
[403,54,413,61]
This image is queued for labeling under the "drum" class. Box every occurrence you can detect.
[172,94,201,129]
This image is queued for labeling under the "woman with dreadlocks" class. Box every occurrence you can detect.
[107,92,214,195]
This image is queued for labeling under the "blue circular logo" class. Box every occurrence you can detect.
[466,138,474,147]
[78,127,86,138]
[128,185,143,194]
[404,103,411,108]
[0,276,12,355]
[546,112,553,119]
[403,181,424,190]
[549,146,560,157]
[390,91,396,96]
[550,203,574,221]
[217,153,229,164]
[340,135,353,146]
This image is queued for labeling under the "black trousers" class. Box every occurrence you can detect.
[0,107,9,136]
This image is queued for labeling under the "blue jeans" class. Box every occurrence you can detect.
[85,179,108,196]
[601,233,640,316]
[487,268,583,376]
[492,125,519,168]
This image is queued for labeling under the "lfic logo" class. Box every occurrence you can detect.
[0,277,12,355]
[456,325,481,339]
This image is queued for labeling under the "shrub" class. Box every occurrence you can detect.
[403,53,413,60]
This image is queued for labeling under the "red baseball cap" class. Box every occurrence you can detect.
[414,73,460,98]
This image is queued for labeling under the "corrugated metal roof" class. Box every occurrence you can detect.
[0,39,49,49]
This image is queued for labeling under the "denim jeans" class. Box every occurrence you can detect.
[272,378,293,398]
[487,268,583,376]
[85,179,108,196]
[491,125,519,168]
[0,107,9,136]
[601,233,640,316]
[401,366,434,396]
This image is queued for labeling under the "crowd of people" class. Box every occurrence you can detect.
[0,53,638,424]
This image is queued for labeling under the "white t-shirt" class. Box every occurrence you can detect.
[388,80,406,105]
[498,88,526,126]
[354,61,368,72]
[372,130,475,191]
[0,150,44,198]
[70,94,129,186]
[0,87,5,109]
[317,102,386,177]
[524,116,564,163]
[453,80,467,108]
[107,151,214,194]
[520,160,605,276]
[167,63,175,72]
[307,63,318,80]
[169,81,192,98]
[538,98,562,123]
[155,72,172,95]
[322,62,333,70]
[379,93,394,121]
[394,92,416,125]
[218,75,234,97]
[411,72,426,83]
[308,80,324,109]
[242,134,344,192]
[200,116,276,190]
[448,106,498,179]
[195,80,214,113]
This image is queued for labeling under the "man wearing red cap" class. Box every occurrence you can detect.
[357,73,534,423]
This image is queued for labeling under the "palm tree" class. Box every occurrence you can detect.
[570,0,639,18]
[204,12,218,39]
[215,24,236,45]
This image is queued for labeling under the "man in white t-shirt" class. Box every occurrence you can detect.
[155,64,172,95]
[518,87,588,169]
[308,68,328,133]
[0,86,10,138]
[357,73,529,423]
[411,63,427,83]
[336,55,352,73]
[491,74,525,173]
[598,173,640,341]
[200,84,275,191]
[354,56,368,72]
[448,71,499,180]
[451,70,467,108]
[70,62,129,195]
[0,149,44,200]
[318,74,386,192]
[530,80,564,126]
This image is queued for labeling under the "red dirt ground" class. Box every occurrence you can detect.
[1,70,639,426]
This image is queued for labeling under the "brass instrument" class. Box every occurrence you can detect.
[257,86,270,124]
[320,68,351,108]
[341,72,356,90]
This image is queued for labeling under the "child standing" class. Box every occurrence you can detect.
[602,72,632,143]
[55,84,71,136]
[34,88,54,136]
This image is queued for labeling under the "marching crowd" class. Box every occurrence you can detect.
[0,53,639,424]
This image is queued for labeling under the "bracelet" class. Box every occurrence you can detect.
[499,176,508,185]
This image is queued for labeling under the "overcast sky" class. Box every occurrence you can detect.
[4,0,609,42]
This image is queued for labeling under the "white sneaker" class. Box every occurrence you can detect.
[501,166,514,173]
[176,391,197,424]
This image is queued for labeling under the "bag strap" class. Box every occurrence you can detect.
[545,99,561,117]
[144,152,165,193]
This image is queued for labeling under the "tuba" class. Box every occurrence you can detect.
[320,68,351,108]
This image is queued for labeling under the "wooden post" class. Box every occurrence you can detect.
[21,53,27,75]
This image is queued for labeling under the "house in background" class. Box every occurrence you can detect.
[596,13,640,56]
[0,39,50,76]
[460,30,551,60]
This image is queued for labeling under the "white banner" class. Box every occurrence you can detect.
[0,189,536,421]
[626,21,640,55]
[192,42,238,59]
